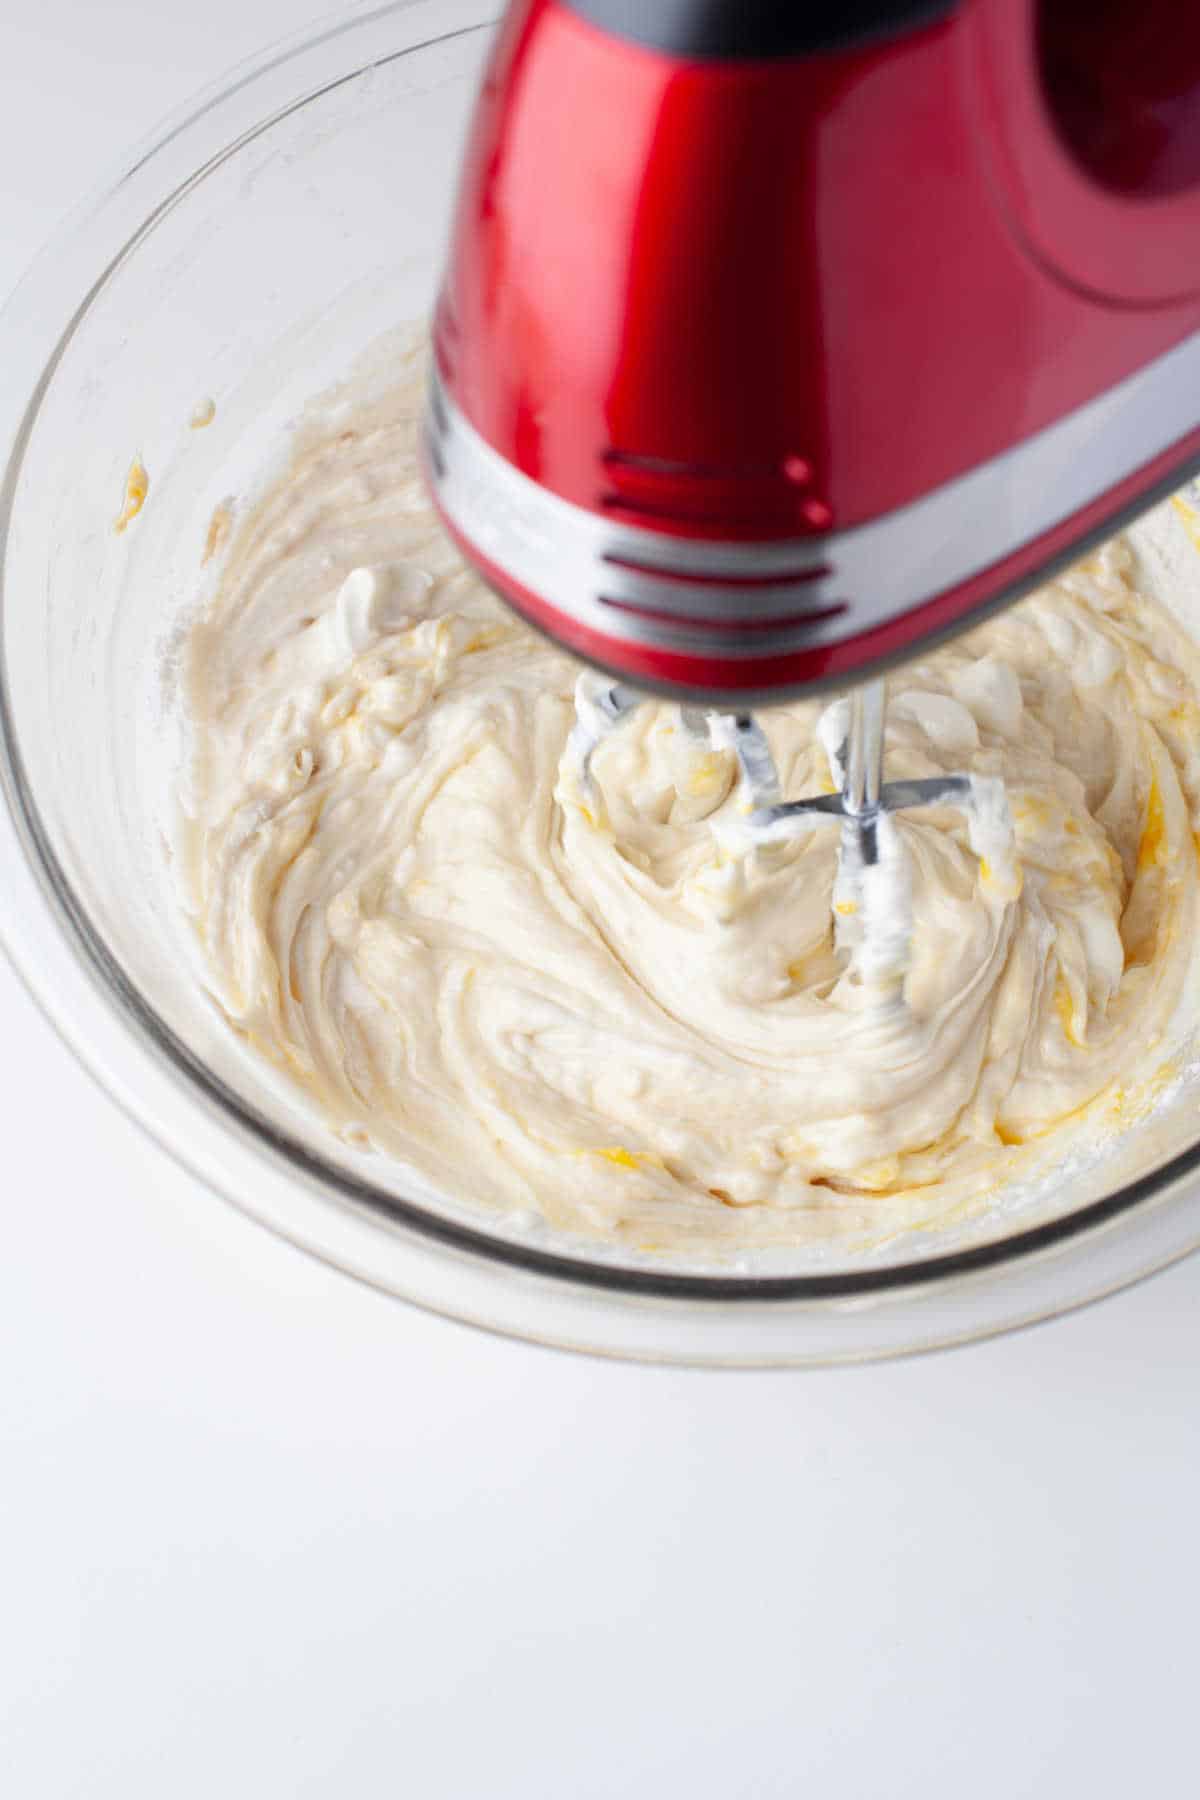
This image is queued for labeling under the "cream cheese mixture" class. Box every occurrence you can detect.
[180,342,1200,1250]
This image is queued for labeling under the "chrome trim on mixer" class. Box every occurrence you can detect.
[424,333,1200,681]
[425,367,834,660]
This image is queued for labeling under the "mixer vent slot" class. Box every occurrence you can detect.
[596,594,848,635]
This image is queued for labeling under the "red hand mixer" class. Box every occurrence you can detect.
[422,0,1200,915]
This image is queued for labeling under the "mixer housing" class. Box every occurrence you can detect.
[424,0,1200,701]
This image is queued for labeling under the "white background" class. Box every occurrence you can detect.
[2,4,1199,1794]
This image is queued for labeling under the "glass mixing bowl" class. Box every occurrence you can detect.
[4,0,1200,1364]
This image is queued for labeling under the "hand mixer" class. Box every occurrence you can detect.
[423,0,1200,985]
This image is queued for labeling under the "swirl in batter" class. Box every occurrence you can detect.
[181,346,1200,1250]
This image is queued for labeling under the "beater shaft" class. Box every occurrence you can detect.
[565,669,1017,997]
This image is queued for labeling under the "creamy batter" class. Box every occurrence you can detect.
[180,342,1200,1251]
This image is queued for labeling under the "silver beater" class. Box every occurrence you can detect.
[722,678,975,864]
[566,671,1018,991]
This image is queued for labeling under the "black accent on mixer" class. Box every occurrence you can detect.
[561,0,960,60]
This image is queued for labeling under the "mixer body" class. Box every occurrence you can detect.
[424,0,1200,701]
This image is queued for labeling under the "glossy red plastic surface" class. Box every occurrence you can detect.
[976,0,1200,304]
[433,0,1200,689]
[1036,0,1200,200]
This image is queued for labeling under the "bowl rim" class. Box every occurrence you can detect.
[2,0,1199,1364]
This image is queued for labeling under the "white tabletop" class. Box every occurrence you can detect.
[3,5,1198,1793]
